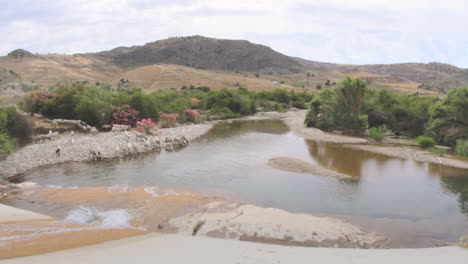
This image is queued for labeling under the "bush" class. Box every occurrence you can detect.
[183,109,199,123]
[428,147,447,156]
[426,87,468,146]
[416,136,436,148]
[369,125,387,142]
[112,104,140,127]
[159,112,179,128]
[455,139,468,157]
[10,115,33,146]
[75,86,112,128]
[0,132,15,156]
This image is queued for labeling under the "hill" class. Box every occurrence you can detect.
[92,35,302,73]
[0,36,466,97]
[294,58,468,93]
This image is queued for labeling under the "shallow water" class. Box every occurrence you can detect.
[12,120,468,247]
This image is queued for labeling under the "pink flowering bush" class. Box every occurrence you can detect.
[137,118,158,134]
[112,104,139,127]
[183,109,199,123]
[159,112,179,128]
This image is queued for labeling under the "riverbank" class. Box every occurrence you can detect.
[2,234,467,264]
[280,110,468,170]
[0,123,213,179]
[1,109,467,181]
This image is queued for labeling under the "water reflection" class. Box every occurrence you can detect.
[9,119,468,246]
[441,176,468,216]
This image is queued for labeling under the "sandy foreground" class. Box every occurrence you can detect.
[2,234,467,264]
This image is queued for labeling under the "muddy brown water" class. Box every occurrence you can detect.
[9,120,468,248]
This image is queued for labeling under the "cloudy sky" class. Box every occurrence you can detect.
[2,0,468,67]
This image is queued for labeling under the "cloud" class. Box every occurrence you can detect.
[1,0,467,67]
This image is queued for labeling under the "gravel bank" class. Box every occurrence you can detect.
[0,123,213,179]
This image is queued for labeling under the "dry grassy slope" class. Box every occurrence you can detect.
[112,64,299,91]
[295,58,467,93]
[0,67,23,95]
[0,54,122,88]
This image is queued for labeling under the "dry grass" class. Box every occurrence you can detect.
[0,53,441,95]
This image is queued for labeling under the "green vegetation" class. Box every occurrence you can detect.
[369,125,387,142]
[18,84,313,127]
[416,136,436,148]
[426,87,468,146]
[0,106,32,156]
[455,139,468,157]
[428,147,447,156]
[305,77,468,156]
[305,77,368,132]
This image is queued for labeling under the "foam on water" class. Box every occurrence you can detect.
[65,206,133,228]
[65,206,98,224]
[144,186,159,197]
[44,184,79,189]
[107,184,130,193]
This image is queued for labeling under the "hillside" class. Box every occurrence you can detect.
[0,51,122,88]
[294,58,468,93]
[92,36,302,73]
[111,64,298,92]
[0,36,466,97]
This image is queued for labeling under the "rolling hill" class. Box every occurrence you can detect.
[0,36,466,100]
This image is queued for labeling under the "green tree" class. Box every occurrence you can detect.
[75,87,112,128]
[426,87,468,146]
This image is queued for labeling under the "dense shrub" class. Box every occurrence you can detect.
[455,139,468,157]
[369,125,387,142]
[137,118,157,134]
[183,109,199,123]
[112,104,140,127]
[16,84,311,132]
[75,87,112,128]
[0,132,15,156]
[416,136,436,148]
[159,112,179,128]
[426,87,468,146]
[0,106,33,155]
[305,77,368,131]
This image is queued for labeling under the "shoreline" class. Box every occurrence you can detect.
[281,110,468,170]
[1,110,467,181]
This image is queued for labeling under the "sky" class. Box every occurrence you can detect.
[1,0,468,68]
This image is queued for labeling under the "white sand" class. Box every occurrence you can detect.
[0,204,54,223]
[2,234,467,264]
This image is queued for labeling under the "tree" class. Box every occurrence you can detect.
[75,87,112,128]
[426,87,468,145]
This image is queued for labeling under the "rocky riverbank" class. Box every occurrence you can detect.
[0,123,213,179]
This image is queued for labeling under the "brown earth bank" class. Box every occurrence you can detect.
[0,184,387,259]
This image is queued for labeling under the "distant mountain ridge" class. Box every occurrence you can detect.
[1,35,467,96]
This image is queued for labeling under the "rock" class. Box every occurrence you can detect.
[112,124,130,132]
[458,234,468,249]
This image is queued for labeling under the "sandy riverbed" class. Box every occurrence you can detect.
[0,184,386,259]
[268,156,349,178]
